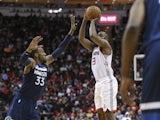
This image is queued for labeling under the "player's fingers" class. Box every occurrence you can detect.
[120,86,130,105]
[122,94,131,106]
[32,36,43,43]
[92,18,99,21]
[129,83,134,93]
[33,36,41,41]
[37,37,43,42]
[129,80,135,96]
[70,15,75,25]
[70,14,73,19]
[121,88,134,106]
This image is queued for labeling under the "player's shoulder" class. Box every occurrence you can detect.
[99,45,112,55]
[29,57,35,62]
[24,58,36,74]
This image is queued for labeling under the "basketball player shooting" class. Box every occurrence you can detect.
[78,7,118,120]
[5,15,76,120]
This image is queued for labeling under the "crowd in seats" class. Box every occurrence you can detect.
[0,13,142,120]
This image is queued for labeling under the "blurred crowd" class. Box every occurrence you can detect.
[0,11,142,120]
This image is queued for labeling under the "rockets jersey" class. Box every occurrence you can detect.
[18,63,48,101]
[91,47,115,82]
[143,0,160,50]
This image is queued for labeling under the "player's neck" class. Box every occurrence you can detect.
[35,58,43,64]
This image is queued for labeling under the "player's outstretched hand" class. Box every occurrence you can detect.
[26,36,43,53]
[68,15,77,36]
[120,77,134,106]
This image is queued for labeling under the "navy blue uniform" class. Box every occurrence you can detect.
[6,63,48,120]
[141,0,160,119]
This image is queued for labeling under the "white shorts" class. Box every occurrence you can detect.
[94,78,118,112]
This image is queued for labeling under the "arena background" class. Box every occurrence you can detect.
[0,0,143,119]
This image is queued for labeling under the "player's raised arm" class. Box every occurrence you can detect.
[46,15,77,66]
[89,19,112,55]
[120,0,145,106]
[19,36,43,72]
[78,12,95,52]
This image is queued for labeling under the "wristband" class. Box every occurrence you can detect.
[25,51,30,56]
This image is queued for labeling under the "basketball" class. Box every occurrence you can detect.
[85,6,101,20]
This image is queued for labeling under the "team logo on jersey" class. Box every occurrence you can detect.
[5,116,13,120]
[34,65,47,77]
[93,51,99,55]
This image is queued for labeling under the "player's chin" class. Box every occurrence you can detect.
[43,59,47,63]
[40,57,46,64]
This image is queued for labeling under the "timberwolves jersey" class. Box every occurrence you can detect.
[140,0,160,111]
[143,0,160,49]
[18,63,48,101]
[91,47,115,82]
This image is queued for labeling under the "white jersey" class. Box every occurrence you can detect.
[91,47,115,82]
[92,47,118,111]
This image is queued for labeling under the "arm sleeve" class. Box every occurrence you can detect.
[19,51,31,66]
[51,35,71,58]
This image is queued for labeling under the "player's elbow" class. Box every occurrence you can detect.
[90,34,97,41]
[78,35,84,42]
[126,24,140,34]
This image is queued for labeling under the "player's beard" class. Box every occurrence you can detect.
[39,56,46,64]
[42,59,46,64]
[42,57,47,64]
